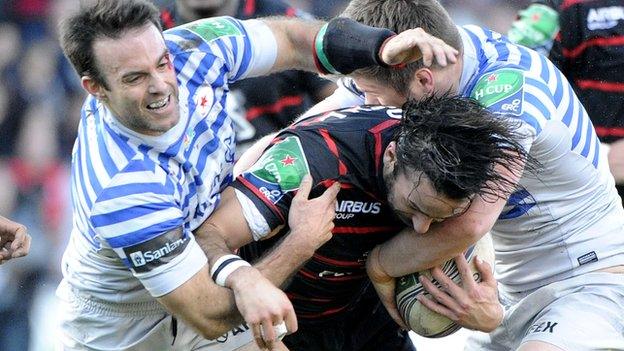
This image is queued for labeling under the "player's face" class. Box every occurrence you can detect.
[89,24,179,136]
[383,162,471,234]
[386,171,472,234]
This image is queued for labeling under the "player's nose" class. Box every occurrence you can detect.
[148,72,169,94]
[411,213,433,234]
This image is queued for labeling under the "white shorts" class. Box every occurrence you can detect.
[56,280,254,351]
[465,272,624,351]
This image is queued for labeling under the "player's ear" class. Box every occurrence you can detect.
[383,141,397,168]
[409,68,435,97]
[82,76,107,101]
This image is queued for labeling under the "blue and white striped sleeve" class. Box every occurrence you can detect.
[90,160,207,297]
[164,16,276,84]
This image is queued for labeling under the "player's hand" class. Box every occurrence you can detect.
[416,254,503,332]
[366,246,408,329]
[0,216,30,264]
[228,266,297,350]
[380,27,459,68]
[287,175,340,256]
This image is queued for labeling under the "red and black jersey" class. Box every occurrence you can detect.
[233,106,406,323]
[159,0,333,146]
[543,0,624,143]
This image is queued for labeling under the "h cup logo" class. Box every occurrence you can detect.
[130,251,146,267]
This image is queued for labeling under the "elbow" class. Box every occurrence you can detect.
[461,220,490,245]
[199,328,226,341]
[194,318,237,340]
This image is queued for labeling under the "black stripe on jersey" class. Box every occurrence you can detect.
[123,228,189,273]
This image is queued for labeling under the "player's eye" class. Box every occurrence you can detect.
[123,75,143,84]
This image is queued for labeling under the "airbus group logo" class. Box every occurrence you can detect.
[335,200,381,220]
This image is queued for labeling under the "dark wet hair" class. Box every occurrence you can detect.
[395,94,531,201]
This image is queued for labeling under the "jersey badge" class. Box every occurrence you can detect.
[180,17,243,43]
[471,68,525,116]
[247,136,310,204]
[194,85,214,117]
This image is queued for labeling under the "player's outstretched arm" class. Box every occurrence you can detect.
[194,175,340,286]
[263,17,458,75]
[192,188,298,349]
[192,176,339,347]
[0,215,30,264]
[156,232,294,349]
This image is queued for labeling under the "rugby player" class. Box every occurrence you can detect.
[195,95,527,351]
[306,1,624,350]
[55,0,456,349]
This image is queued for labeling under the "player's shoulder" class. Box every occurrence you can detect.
[294,105,402,133]
[164,16,247,53]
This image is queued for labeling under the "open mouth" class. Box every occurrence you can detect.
[146,95,171,110]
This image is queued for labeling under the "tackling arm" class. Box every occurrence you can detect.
[261,17,458,75]
[366,161,523,328]
[157,263,242,340]
[370,159,523,277]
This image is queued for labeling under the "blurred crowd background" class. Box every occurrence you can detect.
[0,1,529,350]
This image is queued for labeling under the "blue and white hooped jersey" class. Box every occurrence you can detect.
[457,25,624,292]
[333,25,624,293]
[61,17,277,303]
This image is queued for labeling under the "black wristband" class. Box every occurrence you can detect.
[314,17,396,75]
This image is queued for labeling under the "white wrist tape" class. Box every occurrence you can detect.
[210,254,252,287]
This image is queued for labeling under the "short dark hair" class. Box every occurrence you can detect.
[395,94,529,201]
[342,0,462,95]
[59,0,162,89]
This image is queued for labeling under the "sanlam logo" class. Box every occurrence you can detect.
[587,6,624,30]
[130,238,186,267]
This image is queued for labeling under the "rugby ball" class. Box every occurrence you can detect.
[395,233,495,338]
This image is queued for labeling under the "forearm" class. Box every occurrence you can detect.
[263,17,401,75]
[194,221,236,269]
[376,224,480,277]
[158,265,243,340]
[252,231,315,288]
[376,196,503,277]
[263,17,323,73]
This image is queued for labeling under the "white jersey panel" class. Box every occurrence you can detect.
[458,25,624,292]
